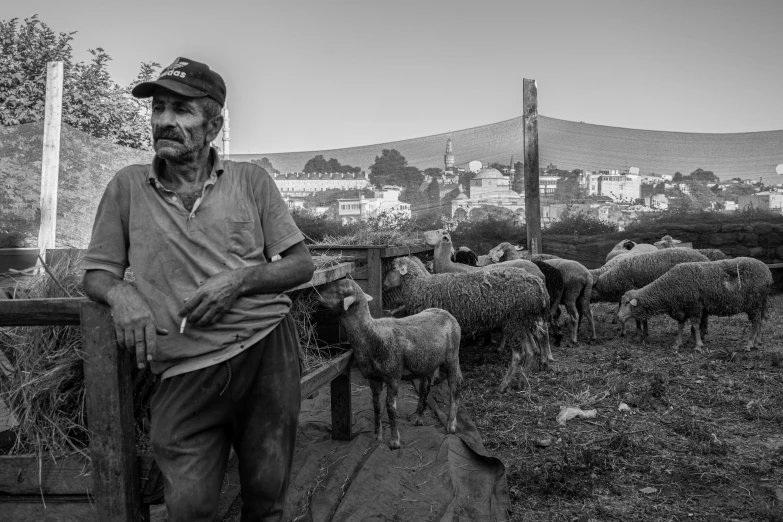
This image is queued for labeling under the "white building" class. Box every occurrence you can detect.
[738,192,783,212]
[337,186,411,224]
[272,171,370,197]
[467,160,483,173]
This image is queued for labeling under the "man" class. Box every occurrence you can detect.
[82,57,314,521]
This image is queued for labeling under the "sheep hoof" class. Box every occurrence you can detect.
[414,417,425,426]
[389,440,401,450]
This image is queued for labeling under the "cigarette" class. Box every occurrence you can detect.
[180,317,187,334]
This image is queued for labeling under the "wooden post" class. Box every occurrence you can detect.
[366,249,383,318]
[38,61,64,259]
[81,301,145,522]
[523,78,542,254]
[330,372,352,441]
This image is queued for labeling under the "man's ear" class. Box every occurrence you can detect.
[205,113,224,144]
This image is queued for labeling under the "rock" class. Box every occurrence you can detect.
[754,223,774,235]
[748,247,765,258]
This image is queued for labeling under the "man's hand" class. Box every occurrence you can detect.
[105,284,169,369]
[179,269,246,327]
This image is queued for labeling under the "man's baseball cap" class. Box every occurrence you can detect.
[132,57,226,107]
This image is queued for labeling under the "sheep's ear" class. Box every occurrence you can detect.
[399,265,408,275]
[630,298,638,307]
[343,295,357,311]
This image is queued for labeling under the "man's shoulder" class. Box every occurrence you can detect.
[225,160,271,178]
[113,163,152,183]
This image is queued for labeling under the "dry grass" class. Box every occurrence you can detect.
[461,294,783,522]
[312,229,423,247]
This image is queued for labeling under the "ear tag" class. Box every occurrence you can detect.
[399,265,408,275]
[343,296,356,311]
[630,298,638,306]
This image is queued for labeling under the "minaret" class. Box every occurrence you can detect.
[509,155,514,176]
[444,137,454,175]
[221,103,230,160]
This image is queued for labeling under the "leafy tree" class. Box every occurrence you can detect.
[688,168,718,184]
[250,157,279,174]
[552,176,581,203]
[368,149,422,189]
[1,15,160,149]
[672,172,683,182]
[304,188,373,207]
[302,154,361,174]
[423,167,443,179]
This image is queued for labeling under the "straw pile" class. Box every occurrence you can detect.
[0,253,89,457]
[312,229,423,247]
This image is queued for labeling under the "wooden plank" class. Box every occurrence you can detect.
[308,246,369,260]
[523,78,542,255]
[330,372,352,441]
[0,454,161,504]
[80,301,144,522]
[769,263,783,269]
[1,497,98,522]
[381,244,432,258]
[38,61,64,259]
[288,262,353,292]
[352,267,368,281]
[0,298,83,326]
[366,248,384,318]
[300,350,353,400]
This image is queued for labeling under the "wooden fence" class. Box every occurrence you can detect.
[0,262,354,522]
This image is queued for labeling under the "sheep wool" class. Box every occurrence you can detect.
[383,256,551,392]
[543,258,597,344]
[618,258,772,352]
[695,249,728,261]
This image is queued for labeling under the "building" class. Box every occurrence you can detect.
[646,194,669,210]
[595,171,641,202]
[467,160,483,173]
[337,187,411,224]
[444,138,455,176]
[738,192,783,212]
[271,171,370,197]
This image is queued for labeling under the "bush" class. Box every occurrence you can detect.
[450,215,526,254]
[545,207,618,236]
[624,206,783,234]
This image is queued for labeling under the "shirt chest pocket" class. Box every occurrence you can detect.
[225,220,256,257]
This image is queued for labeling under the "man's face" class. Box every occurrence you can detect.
[150,92,214,163]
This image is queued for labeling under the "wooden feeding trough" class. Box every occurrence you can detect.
[308,244,434,318]
[0,262,355,521]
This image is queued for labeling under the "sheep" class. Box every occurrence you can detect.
[542,258,597,345]
[424,230,545,281]
[605,240,657,264]
[592,248,710,341]
[617,257,773,352]
[487,242,560,263]
[653,235,682,249]
[695,248,728,261]
[382,257,551,393]
[454,246,478,266]
[317,279,462,449]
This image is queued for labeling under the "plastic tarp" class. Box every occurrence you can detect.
[284,369,511,522]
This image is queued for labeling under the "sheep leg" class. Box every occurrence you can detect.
[672,321,686,351]
[700,314,709,340]
[747,312,761,351]
[611,303,620,324]
[414,376,432,426]
[499,344,522,393]
[445,363,462,434]
[578,295,597,344]
[517,331,538,389]
[385,381,401,449]
[369,378,384,442]
[690,316,704,352]
[564,301,580,345]
[496,333,507,354]
[632,319,645,343]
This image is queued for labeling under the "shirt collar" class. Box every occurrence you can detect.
[148,146,225,186]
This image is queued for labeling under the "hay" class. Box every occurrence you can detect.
[0,253,89,457]
[289,287,346,375]
[313,229,423,247]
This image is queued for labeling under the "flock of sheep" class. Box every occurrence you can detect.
[317,233,774,449]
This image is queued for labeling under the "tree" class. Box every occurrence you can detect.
[423,167,443,179]
[250,157,279,174]
[302,154,360,174]
[688,168,718,184]
[673,172,683,182]
[368,149,422,189]
[1,15,160,149]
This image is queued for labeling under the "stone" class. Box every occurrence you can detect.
[721,223,744,233]
[748,247,765,258]
[737,233,759,247]
[754,223,774,235]
[708,233,737,247]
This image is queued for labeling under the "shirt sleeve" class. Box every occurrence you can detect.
[253,167,305,258]
[81,172,131,277]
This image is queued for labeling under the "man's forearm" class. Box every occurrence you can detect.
[237,246,315,296]
[82,269,136,306]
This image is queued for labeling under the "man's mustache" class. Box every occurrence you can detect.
[154,131,183,142]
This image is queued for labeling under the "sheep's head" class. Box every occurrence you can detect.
[317,279,373,312]
[617,291,639,322]
[423,229,452,248]
[383,257,426,289]
[489,242,517,263]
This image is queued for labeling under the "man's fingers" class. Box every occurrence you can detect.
[156,326,169,336]
[178,294,201,317]
[187,300,211,325]
[114,326,126,350]
[144,324,157,364]
[196,307,221,327]
[135,327,147,369]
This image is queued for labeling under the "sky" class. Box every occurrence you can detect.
[8,0,783,155]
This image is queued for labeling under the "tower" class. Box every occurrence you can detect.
[221,103,230,160]
[444,137,454,175]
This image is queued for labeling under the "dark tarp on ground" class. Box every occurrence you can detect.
[282,368,511,522]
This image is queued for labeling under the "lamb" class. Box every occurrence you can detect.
[318,279,462,449]
[424,230,545,281]
[592,248,710,340]
[605,240,657,263]
[454,246,478,266]
[542,259,597,345]
[382,257,551,392]
[617,258,773,352]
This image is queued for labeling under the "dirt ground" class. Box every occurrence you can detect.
[460,295,783,522]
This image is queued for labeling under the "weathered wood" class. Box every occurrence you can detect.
[330,371,352,441]
[308,244,432,259]
[523,78,542,255]
[300,350,353,400]
[366,248,384,318]
[769,263,783,269]
[38,61,64,259]
[352,267,368,280]
[81,301,144,522]
[1,497,99,522]
[0,298,83,326]
[0,454,162,504]
[381,245,432,258]
[288,262,353,292]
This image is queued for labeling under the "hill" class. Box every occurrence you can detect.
[234,115,783,184]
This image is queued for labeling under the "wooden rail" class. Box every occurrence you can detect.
[0,263,355,521]
[309,244,433,318]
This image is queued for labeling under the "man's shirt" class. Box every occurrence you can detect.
[82,148,305,378]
